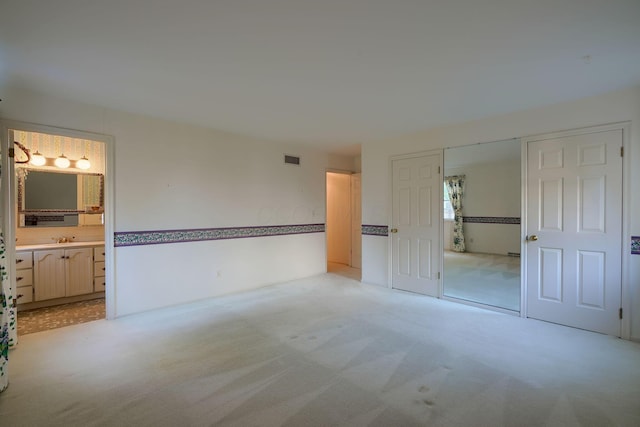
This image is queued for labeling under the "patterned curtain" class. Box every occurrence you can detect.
[445,175,466,252]
[0,230,16,394]
[1,166,17,393]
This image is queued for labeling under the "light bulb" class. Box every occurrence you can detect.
[54,154,70,168]
[30,151,46,166]
[76,156,91,170]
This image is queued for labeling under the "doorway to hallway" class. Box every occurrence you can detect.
[326,171,361,280]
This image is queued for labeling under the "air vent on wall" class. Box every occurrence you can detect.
[284,154,300,166]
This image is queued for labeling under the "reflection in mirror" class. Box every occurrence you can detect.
[24,171,76,210]
[17,168,104,228]
[443,139,521,312]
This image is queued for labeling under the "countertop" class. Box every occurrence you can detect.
[16,241,105,251]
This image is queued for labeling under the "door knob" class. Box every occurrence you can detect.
[390,228,398,233]
[527,235,538,241]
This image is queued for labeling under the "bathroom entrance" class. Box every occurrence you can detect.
[2,123,111,336]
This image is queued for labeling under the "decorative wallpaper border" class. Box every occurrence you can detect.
[114,224,325,247]
[362,224,389,237]
[632,236,640,255]
[462,216,521,225]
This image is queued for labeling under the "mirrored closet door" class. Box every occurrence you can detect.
[443,139,521,311]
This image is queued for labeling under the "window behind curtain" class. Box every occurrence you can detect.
[444,183,454,220]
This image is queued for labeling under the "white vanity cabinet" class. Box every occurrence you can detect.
[16,242,105,306]
[33,249,66,300]
[94,246,106,292]
[34,248,94,300]
[15,251,34,304]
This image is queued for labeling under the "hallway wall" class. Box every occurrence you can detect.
[326,172,351,265]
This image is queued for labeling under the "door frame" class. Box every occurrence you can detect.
[520,122,631,339]
[350,172,362,269]
[388,149,443,293]
[325,168,359,270]
[0,120,116,320]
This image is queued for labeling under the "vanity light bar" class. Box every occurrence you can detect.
[30,156,91,170]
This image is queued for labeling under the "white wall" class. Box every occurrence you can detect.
[115,233,325,315]
[326,172,351,265]
[1,86,355,316]
[362,86,640,340]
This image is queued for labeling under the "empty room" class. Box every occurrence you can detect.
[1,1,640,426]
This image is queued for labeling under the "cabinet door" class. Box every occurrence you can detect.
[66,248,94,296]
[34,250,66,301]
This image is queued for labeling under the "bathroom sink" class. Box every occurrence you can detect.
[16,241,105,251]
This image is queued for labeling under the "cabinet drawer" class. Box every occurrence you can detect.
[94,246,105,262]
[16,269,33,287]
[94,276,106,292]
[94,261,105,277]
[16,286,34,304]
[16,252,33,269]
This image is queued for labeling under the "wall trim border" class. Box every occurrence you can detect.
[115,223,325,247]
[462,216,521,224]
[362,224,389,236]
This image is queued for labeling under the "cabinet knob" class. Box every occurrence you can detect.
[16,259,23,264]
[16,277,23,282]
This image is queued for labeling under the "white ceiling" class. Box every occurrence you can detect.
[1,1,639,155]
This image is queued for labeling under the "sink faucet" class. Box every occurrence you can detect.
[53,236,74,243]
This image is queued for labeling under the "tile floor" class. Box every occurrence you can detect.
[17,298,106,335]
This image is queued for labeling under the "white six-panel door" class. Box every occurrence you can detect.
[392,154,440,296]
[526,128,622,335]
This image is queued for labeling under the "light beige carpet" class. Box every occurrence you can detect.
[443,251,521,311]
[328,261,362,281]
[1,274,639,426]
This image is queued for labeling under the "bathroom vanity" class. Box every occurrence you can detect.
[15,241,105,309]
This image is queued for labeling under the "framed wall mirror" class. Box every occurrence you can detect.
[17,168,104,227]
